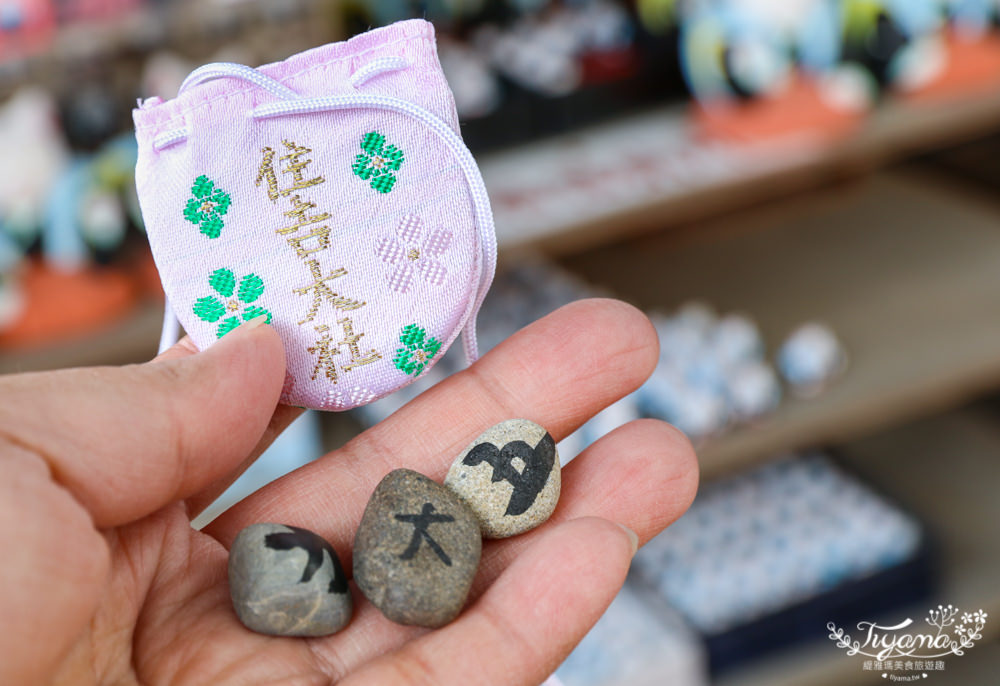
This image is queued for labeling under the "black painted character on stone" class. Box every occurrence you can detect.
[264,526,348,594]
[463,433,556,516]
[395,503,455,566]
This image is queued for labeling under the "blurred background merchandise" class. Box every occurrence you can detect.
[3,1,1000,684]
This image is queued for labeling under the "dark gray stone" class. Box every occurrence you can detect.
[228,523,352,637]
[353,469,482,628]
[444,419,561,538]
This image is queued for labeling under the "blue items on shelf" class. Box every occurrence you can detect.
[776,322,848,396]
[632,451,933,674]
[639,303,780,440]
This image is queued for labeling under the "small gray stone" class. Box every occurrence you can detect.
[228,523,352,637]
[444,419,560,538]
[354,469,481,628]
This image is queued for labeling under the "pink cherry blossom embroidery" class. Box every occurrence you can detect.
[280,372,297,403]
[325,386,376,410]
[375,214,451,293]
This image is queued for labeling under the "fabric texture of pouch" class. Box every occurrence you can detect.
[133,19,496,411]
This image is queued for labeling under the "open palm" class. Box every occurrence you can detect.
[0,299,697,685]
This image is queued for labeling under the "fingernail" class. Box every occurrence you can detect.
[617,523,639,556]
[237,314,270,332]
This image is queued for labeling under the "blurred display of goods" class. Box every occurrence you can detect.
[556,583,710,686]
[0,82,153,349]
[632,451,933,675]
[640,305,847,440]
[776,322,848,396]
[674,0,1000,142]
[435,0,663,151]
[0,1,56,59]
[340,0,1000,149]
[56,0,144,23]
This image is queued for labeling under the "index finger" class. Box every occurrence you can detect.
[205,298,661,547]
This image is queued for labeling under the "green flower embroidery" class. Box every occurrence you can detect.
[352,131,404,194]
[183,175,231,239]
[392,324,441,376]
[193,268,271,338]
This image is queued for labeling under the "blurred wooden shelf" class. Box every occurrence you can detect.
[486,86,1000,255]
[563,171,1000,478]
[0,301,162,374]
[0,0,333,95]
[717,405,1000,686]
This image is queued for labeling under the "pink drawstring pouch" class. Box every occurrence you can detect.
[133,20,496,411]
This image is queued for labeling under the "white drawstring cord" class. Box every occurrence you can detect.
[152,126,190,151]
[157,296,181,354]
[152,60,497,364]
[348,56,410,87]
[179,62,302,101]
[152,57,410,151]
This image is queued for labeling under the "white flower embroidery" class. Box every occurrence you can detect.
[325,386,376,410]
[280,372,297,402]
[375,214,451,293]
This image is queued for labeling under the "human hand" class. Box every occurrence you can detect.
[0,298,697,685]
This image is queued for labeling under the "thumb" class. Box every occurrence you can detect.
[0,318,286,527]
